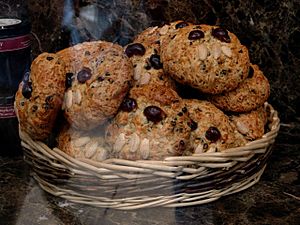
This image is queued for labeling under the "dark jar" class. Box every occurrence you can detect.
[0,18,32,156]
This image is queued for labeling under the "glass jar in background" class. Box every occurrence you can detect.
[0,18,31,156]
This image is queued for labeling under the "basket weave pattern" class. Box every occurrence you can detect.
[20,103,280,209]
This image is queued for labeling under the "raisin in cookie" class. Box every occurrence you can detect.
[57,123,110,161]
[124,41,174,88]
[15,53,66,140]
[229,106,268,141]
[161,24,250,94]
[209,64,270,112]
[125,21,193,88]
[105,84,193,160]
[183,99,247,153]
[59,41,133,131]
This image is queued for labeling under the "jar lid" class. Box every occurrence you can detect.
[0,18,31,38]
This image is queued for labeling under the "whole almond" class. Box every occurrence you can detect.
[235,121,249,135]
[113,133,126,152]
[65,89,73,109]
[74,89,82,105]
[140,138,150,159]
[198,44,208,61]
[84,140,98,158]
[221,46,232,58]
[159,25,169,35]
[212,43,222,59]
[139,72,151,85]
[74,136,91,147]
[134,64,142,81]
[96,146,108,161]
[194,144,203,154]
[129,133,141,153]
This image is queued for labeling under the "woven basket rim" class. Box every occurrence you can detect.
[19,102,280,209]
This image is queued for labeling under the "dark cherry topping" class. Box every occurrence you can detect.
[23,71,30,82]
[22,82,32,99]
[178,140,186,151]
[248,66,254,78]
[43,102,50,110]
[205,126,221,142]
[46,56,54,61]
[97,76,105,82]
[149,54,163,69]
[175,21,189,29]
[65,72,74,88]
[125,43,146,58]
[120,98,137,112]
[188,120,198,131]
[144,62,152,70]
[188,30,205,40]
[32,105,38,112]
[45,95,53,103]
[144,106,166,123]
[77,67,92,83]
[212,28,231,43]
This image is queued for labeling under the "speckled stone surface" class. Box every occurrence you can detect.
[1,0,300,224]
[1,124,299,225]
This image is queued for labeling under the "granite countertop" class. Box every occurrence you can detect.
[1,0,300,224]
[1,122,299,225]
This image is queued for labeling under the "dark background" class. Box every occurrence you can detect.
[2,0,300,123]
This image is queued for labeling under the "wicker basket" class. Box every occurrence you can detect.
[19,102,280,210]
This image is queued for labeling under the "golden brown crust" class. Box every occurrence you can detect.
[129,83,180,106]
[161,24,250,94]
[183,99,247,153]
[57,122,110,161]
[57,41,105,73]
[229,106,267,140]
[125,42,176,88]
[133,21,193,48]
[209,64,270,112]
[58,41,134,130]
[105,84,193,160]
[127,27,177,88]
[133,26,162,48]
[15,53,66,140]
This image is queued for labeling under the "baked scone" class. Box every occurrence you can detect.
[183,99,247,153]
[161,24,250,94]
[124,21,193,88]
[229,106,268,141]
[57,123,110,161]
[15,53,66,140]
[105,84,194,160]
[133,20,193,48]
[57,41,105,73]
[133,26,162,48]
[208,64,270,112]
[124,41,175,88]
[58,41,133,131]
